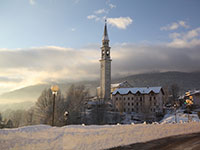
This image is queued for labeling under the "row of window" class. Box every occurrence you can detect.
[123,108,156,113]
[124,102,141,106]
[115,96,157,101]
[115,97,143,101]
[123,101,157,107]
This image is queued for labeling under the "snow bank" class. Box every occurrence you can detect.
[160,112,200,124]
[1,123,200,150]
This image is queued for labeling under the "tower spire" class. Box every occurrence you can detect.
[99,20,111,101]
[102,19,109,41]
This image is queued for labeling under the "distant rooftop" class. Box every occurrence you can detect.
[112,87,163,95]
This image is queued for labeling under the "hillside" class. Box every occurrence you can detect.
[0,71,199,109]
[113,71,200,92]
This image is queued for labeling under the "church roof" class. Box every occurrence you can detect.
[112,87,163,95]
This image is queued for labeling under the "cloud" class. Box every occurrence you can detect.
[71,28,76,32]
[107,17,133,29]
[87,15,97,20]
[87,1,117,24]
[168,27,200,48]
[0,76,22,83]
[94,9,107,14]
[87,15,100,21]
[73,0,80,4]
[161,21,189,31]
[29,0,36,5]
[1,41,200,94]
[111,43,200,76]
[109,4,116,9]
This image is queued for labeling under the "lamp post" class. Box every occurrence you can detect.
[51,85,59,126]
[174,102,178,123]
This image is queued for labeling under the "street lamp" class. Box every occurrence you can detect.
[51,85,59,126]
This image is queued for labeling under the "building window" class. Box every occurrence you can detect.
[128,103,130,106]
[128,97,130,100]
[136,102,138,106]
[154,96,156,100]
[132,103,134,106]
[116,97,118,100]
[132,108,134,112]
[150,97,152,101]
[124,97,126,100]
[128,108,130,112]
[132,97,134,100]
[124,108,126,112]
[154,102,156,106]
[140,97,142,102]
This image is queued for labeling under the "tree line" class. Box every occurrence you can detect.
[0,84,89,128]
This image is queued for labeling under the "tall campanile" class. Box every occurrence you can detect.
[100,20,111,101]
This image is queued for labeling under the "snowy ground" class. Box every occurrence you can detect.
[160,109,200,124]
[1,122,200,150]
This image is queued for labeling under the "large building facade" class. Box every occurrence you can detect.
[99,21,112,101]
[112,87,165,120]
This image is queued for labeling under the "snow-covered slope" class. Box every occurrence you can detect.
[1,123,200,150]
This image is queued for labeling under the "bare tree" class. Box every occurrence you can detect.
[25,107,35,125]
[9,110,26,128]
[65,85,89,124]
[34,88,66,126]
[115,100,124,114]
[169,84,180,104]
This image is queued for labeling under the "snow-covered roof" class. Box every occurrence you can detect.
[191,90,200,95]
[184,90,200,97]
[112,87,162,95]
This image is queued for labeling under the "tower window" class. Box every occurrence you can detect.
[106,51,109,55]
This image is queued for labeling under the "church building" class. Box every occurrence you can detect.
[99,20,112,101]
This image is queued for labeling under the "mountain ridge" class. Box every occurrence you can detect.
[0,71,199,106]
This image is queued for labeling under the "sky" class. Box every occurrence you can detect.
[0,0,200,94]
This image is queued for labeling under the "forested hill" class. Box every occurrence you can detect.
[113,71,200,92]
[0,71,199,107]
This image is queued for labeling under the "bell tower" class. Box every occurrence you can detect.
[100,20,111,101]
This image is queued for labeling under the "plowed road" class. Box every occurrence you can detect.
[108,132,200,150]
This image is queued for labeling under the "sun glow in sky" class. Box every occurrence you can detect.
[0,0,200,94]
